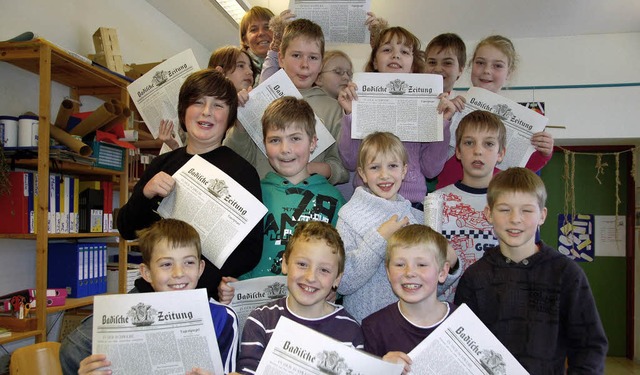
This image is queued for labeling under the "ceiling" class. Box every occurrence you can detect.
[146,0,640,52]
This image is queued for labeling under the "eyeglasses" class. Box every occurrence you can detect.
[321,68,353,79]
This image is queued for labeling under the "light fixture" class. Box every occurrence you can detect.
[211,0,250,26]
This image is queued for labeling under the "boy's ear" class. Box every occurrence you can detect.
[332,273,343,290]
[539,207,548,226]
[198,259,205,279]
[281,254,289,275]
[140,263,152,284]
[483,205,493,224]
[455,146,462,160]
[439,262,451,283]
[309,135,318,154]
[497,147,506,163]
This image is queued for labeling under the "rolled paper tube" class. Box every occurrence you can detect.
[101,106,132,131]
[119,129,138,141]
[50,124,93,156]
[70,101,119,136]
[54,99,75,129]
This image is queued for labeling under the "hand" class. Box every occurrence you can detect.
[382,351,412,375]
[337,82,358,114]
[78,354,111,375]
[237,86,252,107]
[365,12,388,48]
[142,171,176,199]
[449,95,466,112]
[158,119,180,150]
[268,9,295,52]
[217,276,238,305]
[437,93,458,121]
[186,368,213,375]
[377,214,410,240]
[531,131,554,156]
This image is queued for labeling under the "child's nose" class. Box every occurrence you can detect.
[172,265,184,278]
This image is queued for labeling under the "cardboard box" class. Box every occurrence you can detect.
[0,316,36,332]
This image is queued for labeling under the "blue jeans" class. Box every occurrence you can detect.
[59,315,93,375]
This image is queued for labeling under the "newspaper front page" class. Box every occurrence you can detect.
[291,0,371,44]
[229,275,288,334]
[127,49,200,150]
[157,154,268,268]
[92,289,223,375]
[450,87,549,170]
[351,72,444,142]
[408,304,528,375]
[236,69,335,161]
[255,317,403,375]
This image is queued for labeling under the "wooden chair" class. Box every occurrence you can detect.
[9,341,62,375]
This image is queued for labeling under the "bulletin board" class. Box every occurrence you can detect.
[539,147,634,357]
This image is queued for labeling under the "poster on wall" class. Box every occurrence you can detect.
[519,101,545,116]
[594,215,626,257]
[557,214,594,262]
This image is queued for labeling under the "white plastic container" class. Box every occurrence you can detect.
[18,114,38,147]
[0,115,18,147]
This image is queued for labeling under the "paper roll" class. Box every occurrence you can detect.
[50,124,93,156]
[70,101,120,137]
[54,99,75,129]
[101,106,132,131]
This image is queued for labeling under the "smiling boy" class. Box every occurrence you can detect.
[233,221,363,375]
[454,168,608,373]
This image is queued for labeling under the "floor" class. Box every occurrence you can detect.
[606,357,640,374]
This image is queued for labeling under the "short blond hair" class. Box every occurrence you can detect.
[487,167,547,210]
[284,221,345,274]
[137,219,201,266]
[386,224,448,269]
[357,132,408,172]
[455,110,507,152]
[280,19,325,58]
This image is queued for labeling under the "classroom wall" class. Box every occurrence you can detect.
[1,0,638,361]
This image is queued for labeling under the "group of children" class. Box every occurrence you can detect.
[61,6,608,375]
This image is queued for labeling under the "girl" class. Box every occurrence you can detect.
[315,50,354,99]
[435,35,555,189]
[208,45,254,92]
[336,132,460,322]
[337,26,453,208]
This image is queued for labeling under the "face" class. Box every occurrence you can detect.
[425,48,463,93]
[279,37,323,89]
[315,56,352,99]
[455,128,505,188]
[140,240,204,292]
[185,96,230,153]
[225,53,253,91]
[373,35,414,73]
[471,45,511,93]
[358,152,407,201]
[387,245,448,305]
[243,19,272,58]
[485,192,547,257]
[282,238,342,318]
[265,124,317,185]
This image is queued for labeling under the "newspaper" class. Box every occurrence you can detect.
[407,304,528,375]
[92,289,223,375]
[291,0,371,44]
[127,49,201,149]
[236,69,334,161]
[229,275,288,334]
[351,72,444,142]
[255,317,403,375]
[156,154,268,268]
[450,87,549,170]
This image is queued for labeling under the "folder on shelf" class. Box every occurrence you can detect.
[0,171,30,234]
[48,242,104,298]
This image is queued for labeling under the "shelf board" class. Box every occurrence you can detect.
[0,232,120,239]
[12,159,123,176]
[0,329,39,345]
[47,296,96,313]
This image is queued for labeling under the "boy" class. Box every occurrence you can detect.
[218,97,345,299]
[362,224,456,374]
[61,219,239,375]
[233,221,363,375]
[435,110,505,302]
[454,168,608,373]
[224,18,349,185]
